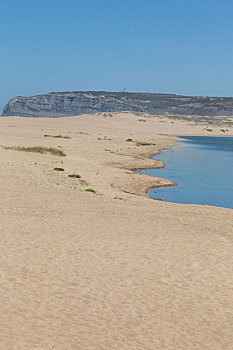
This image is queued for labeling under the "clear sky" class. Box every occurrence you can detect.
[1,0,233,112]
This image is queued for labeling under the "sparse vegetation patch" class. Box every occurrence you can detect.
[136,142,155,146]
[97,136,111,140]
[2,146,66,157]
[114,196,125,200]
[44,135,71,139]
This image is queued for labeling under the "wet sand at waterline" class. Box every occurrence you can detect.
[0,113,233,350]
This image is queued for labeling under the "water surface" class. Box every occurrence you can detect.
[138,136,233,209]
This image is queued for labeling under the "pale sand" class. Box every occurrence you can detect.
[0,113,233,350]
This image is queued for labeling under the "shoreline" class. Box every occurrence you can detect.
[107,140,178,197]
[136,133,233,209]
[120,133,233,201]
[128,143,179,197]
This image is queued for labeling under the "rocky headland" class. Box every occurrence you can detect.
[3,90,233,118]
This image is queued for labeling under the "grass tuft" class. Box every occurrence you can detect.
[2,146,66,157]
[68,174,81,178]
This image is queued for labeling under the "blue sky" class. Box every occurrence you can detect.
[0,0,233,111]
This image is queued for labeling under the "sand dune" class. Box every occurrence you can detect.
[0,113,233,349]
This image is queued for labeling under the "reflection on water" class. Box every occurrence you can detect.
[137,136,233,209]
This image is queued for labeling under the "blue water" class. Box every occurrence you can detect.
[138,136,233,209]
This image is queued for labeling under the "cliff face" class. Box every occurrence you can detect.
[2,92,143,117]
[169,102,233,117]
[3,91,233,118]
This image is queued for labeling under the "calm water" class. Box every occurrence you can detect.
[138,136,233,209]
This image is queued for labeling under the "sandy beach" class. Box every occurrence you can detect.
[0,112,233,350]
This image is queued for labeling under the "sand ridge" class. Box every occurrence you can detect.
[0,113,233,349]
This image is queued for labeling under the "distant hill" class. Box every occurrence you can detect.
[3,91,233,118]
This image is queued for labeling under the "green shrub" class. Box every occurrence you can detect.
[54,167,64,171]
[68,174,81,178]
[85,188,96,193]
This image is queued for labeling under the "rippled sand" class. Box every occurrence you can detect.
[0,113,233,349]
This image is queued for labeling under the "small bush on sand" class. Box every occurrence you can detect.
[68,174,81,178]
[126,138,133,142]
[54,167,64,171]
[85,188,96,193]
